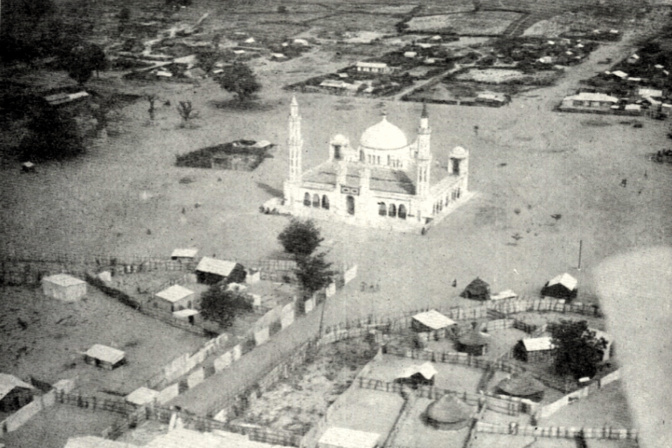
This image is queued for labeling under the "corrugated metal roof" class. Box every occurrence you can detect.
[196,257,238,277]
[171,248,199,258]
[156,285,194,303]
[42,274,86,287]
[126,387,159,405]
[0,373,34,400]
[547,273,577,291]
[413,310,455,330]
[85,344,125,365]
[522,337,554,352]
[319,427,380,448]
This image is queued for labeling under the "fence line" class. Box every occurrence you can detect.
[475,421,638,441]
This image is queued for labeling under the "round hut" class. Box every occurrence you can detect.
[457,324,490,356]
[495,372,545,402]
[425,394,473,431]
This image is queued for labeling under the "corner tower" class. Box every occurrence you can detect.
[288,96,303,183]
[416,103,432,198]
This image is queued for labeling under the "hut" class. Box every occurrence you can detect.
[540,273,577,300]
[84,344,126,370]
[513,337,554,363]
[495,372,545,402]
[457,324,490,356]
[155,284,195,312]
[425,394,473,431]
[125,387,159,407]
[318,427,380,448]
[21,162,36,173]
[171,248,199,261]
[460,278,490,301]
[411,310,456,333]
[42,274,87,302]
[0,373,35,412]
[195,257,246,285]
[395,362,437,387]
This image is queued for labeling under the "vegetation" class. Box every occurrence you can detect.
[200,285,253,328]
[65,44,107,86]
[216,63,262,102]
[550,320,609,379]
[278,219,324,257]
[295,252,334,298]
[19,106,85,161]
[175,141,272,170]
[177,101,199,126]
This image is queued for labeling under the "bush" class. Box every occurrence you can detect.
[200,285,253,328]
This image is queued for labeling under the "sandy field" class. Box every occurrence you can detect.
[0,286,205,396]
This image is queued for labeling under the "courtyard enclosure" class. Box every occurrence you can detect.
[42,274,87,302]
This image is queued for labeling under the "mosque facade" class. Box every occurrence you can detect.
[281,97,472,232]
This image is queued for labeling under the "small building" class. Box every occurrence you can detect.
[403,51,417,58]
[355,61,392,74]
[560,92,618,111]
[612,70,628,79]
[155,284,195,312]
[457,324,490,356]
[490,289,517,301]
[318,427,380,448]
[293,38,310,46]
[475,92,508,106]
[195,257,246,285]
[411,310,456,333]
[627,54,640,64]
[21,162,36,173]
[638,88,663,98]
[513,337,554,363]
[0,373,35,412]
[42,274,87,302]
[125,386,159,406]
[44,91,89,107]
[84,344,126,370]
[245,268,261,284]
[173,308,199,324]
[460,277,490,301]
[425,394,472,431]
[171,248,199,261]
[540,273,578,300]
[495,372,545,402]
[395,362,437,387]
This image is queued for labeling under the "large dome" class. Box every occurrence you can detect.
[360,116,408,151]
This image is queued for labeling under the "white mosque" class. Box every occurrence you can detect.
[280,97,472,232]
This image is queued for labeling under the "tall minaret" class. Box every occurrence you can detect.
[416,103,432,198]
[288,95,303,184]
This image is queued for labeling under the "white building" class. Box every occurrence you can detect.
[281,97,471,232]
[560,92,619,111]
[42,274,87,302]
[355,61,392,74]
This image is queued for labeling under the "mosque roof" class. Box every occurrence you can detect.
[303,162,416,195]
[360,116,408,151]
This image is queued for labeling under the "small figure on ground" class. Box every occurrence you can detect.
[620,178,627,188]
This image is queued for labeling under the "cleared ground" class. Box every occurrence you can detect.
[0,286,205,396]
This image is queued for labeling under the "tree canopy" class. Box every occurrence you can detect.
[65,43,107,85]
[278,219,324,257]
[295,252,334,298]
[200,285,253,328]
[216,63,261,102]
[549,320,608,379]
[19,106,85,161]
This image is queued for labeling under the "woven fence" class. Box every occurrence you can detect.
[475,421,638,441]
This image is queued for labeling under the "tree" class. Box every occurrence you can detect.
[19,106,85,161]
[200,285,253,328]
[65,43,106,85]
[278,219,324,257]
[177,100,199,126]
[549,320,608,379]
[197,50,219,73]
[216,63,261,102]
[295,252,334,298]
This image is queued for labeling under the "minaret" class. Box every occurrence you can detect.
[416,103,432,198]
[288,95,303,184]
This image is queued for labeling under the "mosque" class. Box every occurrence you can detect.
[281,97,472,232]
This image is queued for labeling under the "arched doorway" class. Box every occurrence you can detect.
[322,195,330,209]
[398,205,407,219]
[388,204,397,218]
[304,193,311,206]
[379,202,387,216]
[346,195,355,215]
[312,194,320,207]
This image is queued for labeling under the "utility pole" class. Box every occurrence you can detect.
[577,240,583,271]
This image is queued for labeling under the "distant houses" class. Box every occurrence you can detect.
[355,61,392,74]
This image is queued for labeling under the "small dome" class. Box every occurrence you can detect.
[426,395,472,428]
[360,116,408,151]
[450,146,468,158]
[331,134,350,145]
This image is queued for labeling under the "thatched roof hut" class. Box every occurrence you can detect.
[495,372,545,402]
[460,277,490,301]
[425,394,473,430]
[456,324,490,356]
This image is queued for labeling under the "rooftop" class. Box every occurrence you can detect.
[42,273,86,287]
[0,373,34,400]
[196,257,239,277]
[156,284,194,303]
[318,427,380,448]
[413,310,456,330]
[547,273,578,291]
[85,344,125,365]
[521,337,554,352]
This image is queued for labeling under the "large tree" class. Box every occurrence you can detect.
[278,219,324,257]
[549,320,609,379]
[200,285,253,328]
[19,106,85,161]
[295,252,334,298]
[65,43,106,86]
[216,63,261,102]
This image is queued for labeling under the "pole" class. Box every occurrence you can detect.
[577,240,583,271]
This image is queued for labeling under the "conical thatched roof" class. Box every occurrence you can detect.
[458,329,490,347]
[496,372,545,397]
[426,394,472,424]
